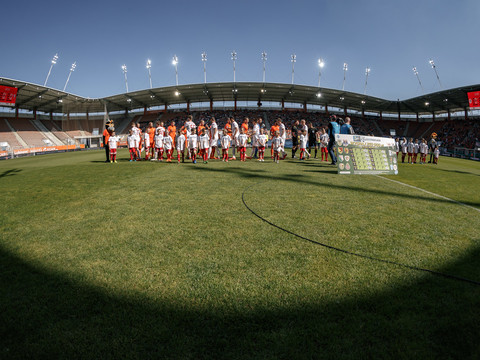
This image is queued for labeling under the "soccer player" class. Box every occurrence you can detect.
[143,128,151,160]
[319,127,329,162]
[299,130,308,160]
[250,118,260,159]
[131,122,141,160]
[163,133,174,162]
[419,138,428,164]
[257,128,267,162]
[136,122,143,160]
[413,139,419,164]
[238,127,249,162]
[400,138,408,163]
[199,127,210,163]
[168,121,176,147]
[147,122,156,158]
[127,129,137,161]
[433,146,440,164]
[108,131,119,163]
[291,120,299,159]
[278,119,287,160]
[407,138,414,164]
[220,129,231,162]
[270,120,280,159]
[103,123,111,162]
[308,122,317,159]
[176,129,186,163]
[394,138,400,160]
[154,128,164,161]
[231,117,239,160]
[188,128,198,164]
[271,130,283,163]
[209,117,219,159]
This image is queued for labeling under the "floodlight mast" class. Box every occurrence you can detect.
[63,62,76,92]
[146,59,152,89]
[231,51,237,83]
[291,54,296,84]
[342,62,348,91]
[262,51,267,83]
[364,67,370,95]
[429,58,442,88]
[172,55,179,86]
[121,64,128,93]
[44,53,59,87]
[201,52,207,84]
[317,58,325,87]
[412,66,424,92]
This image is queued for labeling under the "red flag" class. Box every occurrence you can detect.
[467,91,480,109]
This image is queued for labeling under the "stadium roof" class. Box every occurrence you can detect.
[1,77,479,116]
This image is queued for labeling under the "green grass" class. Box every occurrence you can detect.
[1,150,479,359]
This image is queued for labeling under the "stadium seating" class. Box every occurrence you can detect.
[8,118,50,147]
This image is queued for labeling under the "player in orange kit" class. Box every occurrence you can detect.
[167,121,176,147]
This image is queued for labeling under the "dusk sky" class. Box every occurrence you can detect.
[2,0,479,101]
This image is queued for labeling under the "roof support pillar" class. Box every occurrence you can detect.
[234,99,237,112]
[416,113,419,122]
[15,106,19,120]
[210,99,213,112]
[281,99,285,111]
[398,111,401,121]
[303,101,307,113]
[50,111,53,120]
[164,104,167,113]
[344,107,347,117]
[325,104,329,116]
[432,112,435,122]
[362,108,365,120]
[447,109,451,121]
[125,108,128,117]
[379,111,382,121]
[144,106,147,115]
[33,108,37,120]
[187,101,190,113]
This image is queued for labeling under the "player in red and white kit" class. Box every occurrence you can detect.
[188,128,198,164]
[231,117,239,160]
[419,139,428,164]
[209,117,219,159]
[163,133,174,162]
[127,130,137,161]
[220,129,231,162]
[154,128,164,161]
[413,139,419,164]
[271,131,283,163]
[155,122,166,160]
[400,138,408,163]
[143,130,151,160]
[299,130,308,160]
[237,127,249,162]
[198,128,210,163]
[257,128,267,162]
[108,131,119,163]
[407,138,414,164]
[176,130,186,163]
[319,128,329,162]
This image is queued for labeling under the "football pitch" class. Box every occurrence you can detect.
[1,149,479,359]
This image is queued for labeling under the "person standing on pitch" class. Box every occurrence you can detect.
[231,117,239,160]
[209,117,219,159]
[291,120,300,158]
[340,117,355,134]
[277,119,287,160]
[308,121,317,158]
[327,115,340,165]
[103,123,111,162]
[428,132,438,163]
[250,118,260,159]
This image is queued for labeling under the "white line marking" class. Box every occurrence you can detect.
[375,175,480,213]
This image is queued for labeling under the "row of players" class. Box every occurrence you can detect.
[395,137,440,164]
[107,116,335,163]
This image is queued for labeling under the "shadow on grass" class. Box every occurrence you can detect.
[188,166,480,209]
[0,169,22,179]
[1,243,479,359]
[430,167,480,177]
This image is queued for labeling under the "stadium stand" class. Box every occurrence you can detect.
[40,120,72,144]
[8,118,50,147]
[0,118,25,149]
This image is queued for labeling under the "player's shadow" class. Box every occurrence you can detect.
[1,241,479,359]
[188,166,480,209]
[430,167,480,177]
[0,169,22,179]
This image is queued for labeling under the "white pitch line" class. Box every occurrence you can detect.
[375,175,480,213]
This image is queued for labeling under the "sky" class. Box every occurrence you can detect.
[1,0,479,101]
